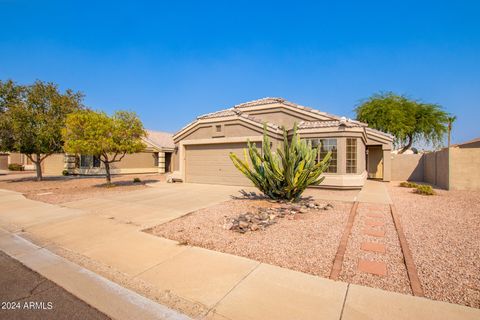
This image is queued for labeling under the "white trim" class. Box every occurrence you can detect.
[319,170,368,189]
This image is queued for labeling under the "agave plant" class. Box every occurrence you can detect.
[229,124,331,201]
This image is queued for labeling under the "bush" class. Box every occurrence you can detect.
[133,177,141,183]
[229,124,331,201]
[415,185,435,195]
[8,163,24,171]
[62,169,69,176]
[399,181,419,188]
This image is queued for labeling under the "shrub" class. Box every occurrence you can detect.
[229,124,331,201]
[415,185,435,195]
[133,177,141,183]
[8,163,24,171]
[399,181,419,188]
[62,169,69,176]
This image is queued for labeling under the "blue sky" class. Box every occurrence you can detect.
[1,1,479,145]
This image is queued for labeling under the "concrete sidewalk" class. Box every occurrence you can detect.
[356,180,392,204]
[0,187,479,320]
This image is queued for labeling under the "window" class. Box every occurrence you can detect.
[346,138,357,173]
[215,125,222,132]
[80,155,100,168]
[306,138,337,173]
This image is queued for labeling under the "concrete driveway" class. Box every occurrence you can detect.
[61,182,248,228]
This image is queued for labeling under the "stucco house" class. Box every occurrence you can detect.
[1,130,175,176]
[171,97,393,188]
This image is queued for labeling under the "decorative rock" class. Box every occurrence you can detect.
[239,221,249,229]
[223,222,234,230]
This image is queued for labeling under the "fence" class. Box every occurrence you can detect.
[390,147,480,191]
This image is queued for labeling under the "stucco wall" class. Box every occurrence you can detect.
[391,154,424,181]
[110,152,157,169]
[245,109,317,128]
[178,121,265,141]
[449,148,480,190]
[42,154,65,175]
[9,152,23,164]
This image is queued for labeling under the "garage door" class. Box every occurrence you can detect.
[185,143,257,186]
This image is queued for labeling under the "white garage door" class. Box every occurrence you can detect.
[185,143,257,186]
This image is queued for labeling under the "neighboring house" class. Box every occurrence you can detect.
[172,97,393,188]
[1,130,175,176]
[0,152,35,170]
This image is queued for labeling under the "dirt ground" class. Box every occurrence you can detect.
[388,183,480,308]
[147,198,352,278]
[0,173,165,204]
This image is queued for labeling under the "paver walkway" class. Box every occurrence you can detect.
[0,185,479,320]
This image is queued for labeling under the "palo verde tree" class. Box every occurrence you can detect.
[355,92,451,153]
[63,110,146,184]
[0,80,84,180]
[229,124,331,201]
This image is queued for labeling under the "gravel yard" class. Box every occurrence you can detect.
[388,183,480,308]
[339,202,412,295]
[0,173,164,204]
[147,198,352,277]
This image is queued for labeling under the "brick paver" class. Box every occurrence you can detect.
[361,242,386,254]
[363,228,386,237]
[365,219,384,227]
[357,259,387,276]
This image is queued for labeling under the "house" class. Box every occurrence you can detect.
[171,97,393,188]
[1,130,175,176]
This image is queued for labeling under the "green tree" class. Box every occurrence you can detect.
[0,80,84,180]
[355,92,450,153]
[63,110,146,184]
[229,125,331,201]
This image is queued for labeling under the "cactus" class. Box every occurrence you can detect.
[229,124,331,201]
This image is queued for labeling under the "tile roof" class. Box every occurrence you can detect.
[233,97,341,120]
[197,108,239,119]
[298,119,365,129]
[145,130,175,149]
[365,127,394,139]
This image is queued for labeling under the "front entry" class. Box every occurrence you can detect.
[367,146,383,179]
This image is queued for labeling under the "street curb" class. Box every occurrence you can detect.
[0,231,192,320]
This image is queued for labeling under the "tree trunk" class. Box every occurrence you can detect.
[35,153,43,181]
[399,135,413,154]
[104,161,111,184]
[448,124,452,147]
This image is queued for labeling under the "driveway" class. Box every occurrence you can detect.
[61,182,248,228]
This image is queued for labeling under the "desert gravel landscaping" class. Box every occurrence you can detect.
[338,202,412,295]
[147,198,352,278]
[388,183,480,308]
[0,173,164,204]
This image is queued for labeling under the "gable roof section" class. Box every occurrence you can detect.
[233,97,341,120]
[144,130,175,150]
[173,97,393,144]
